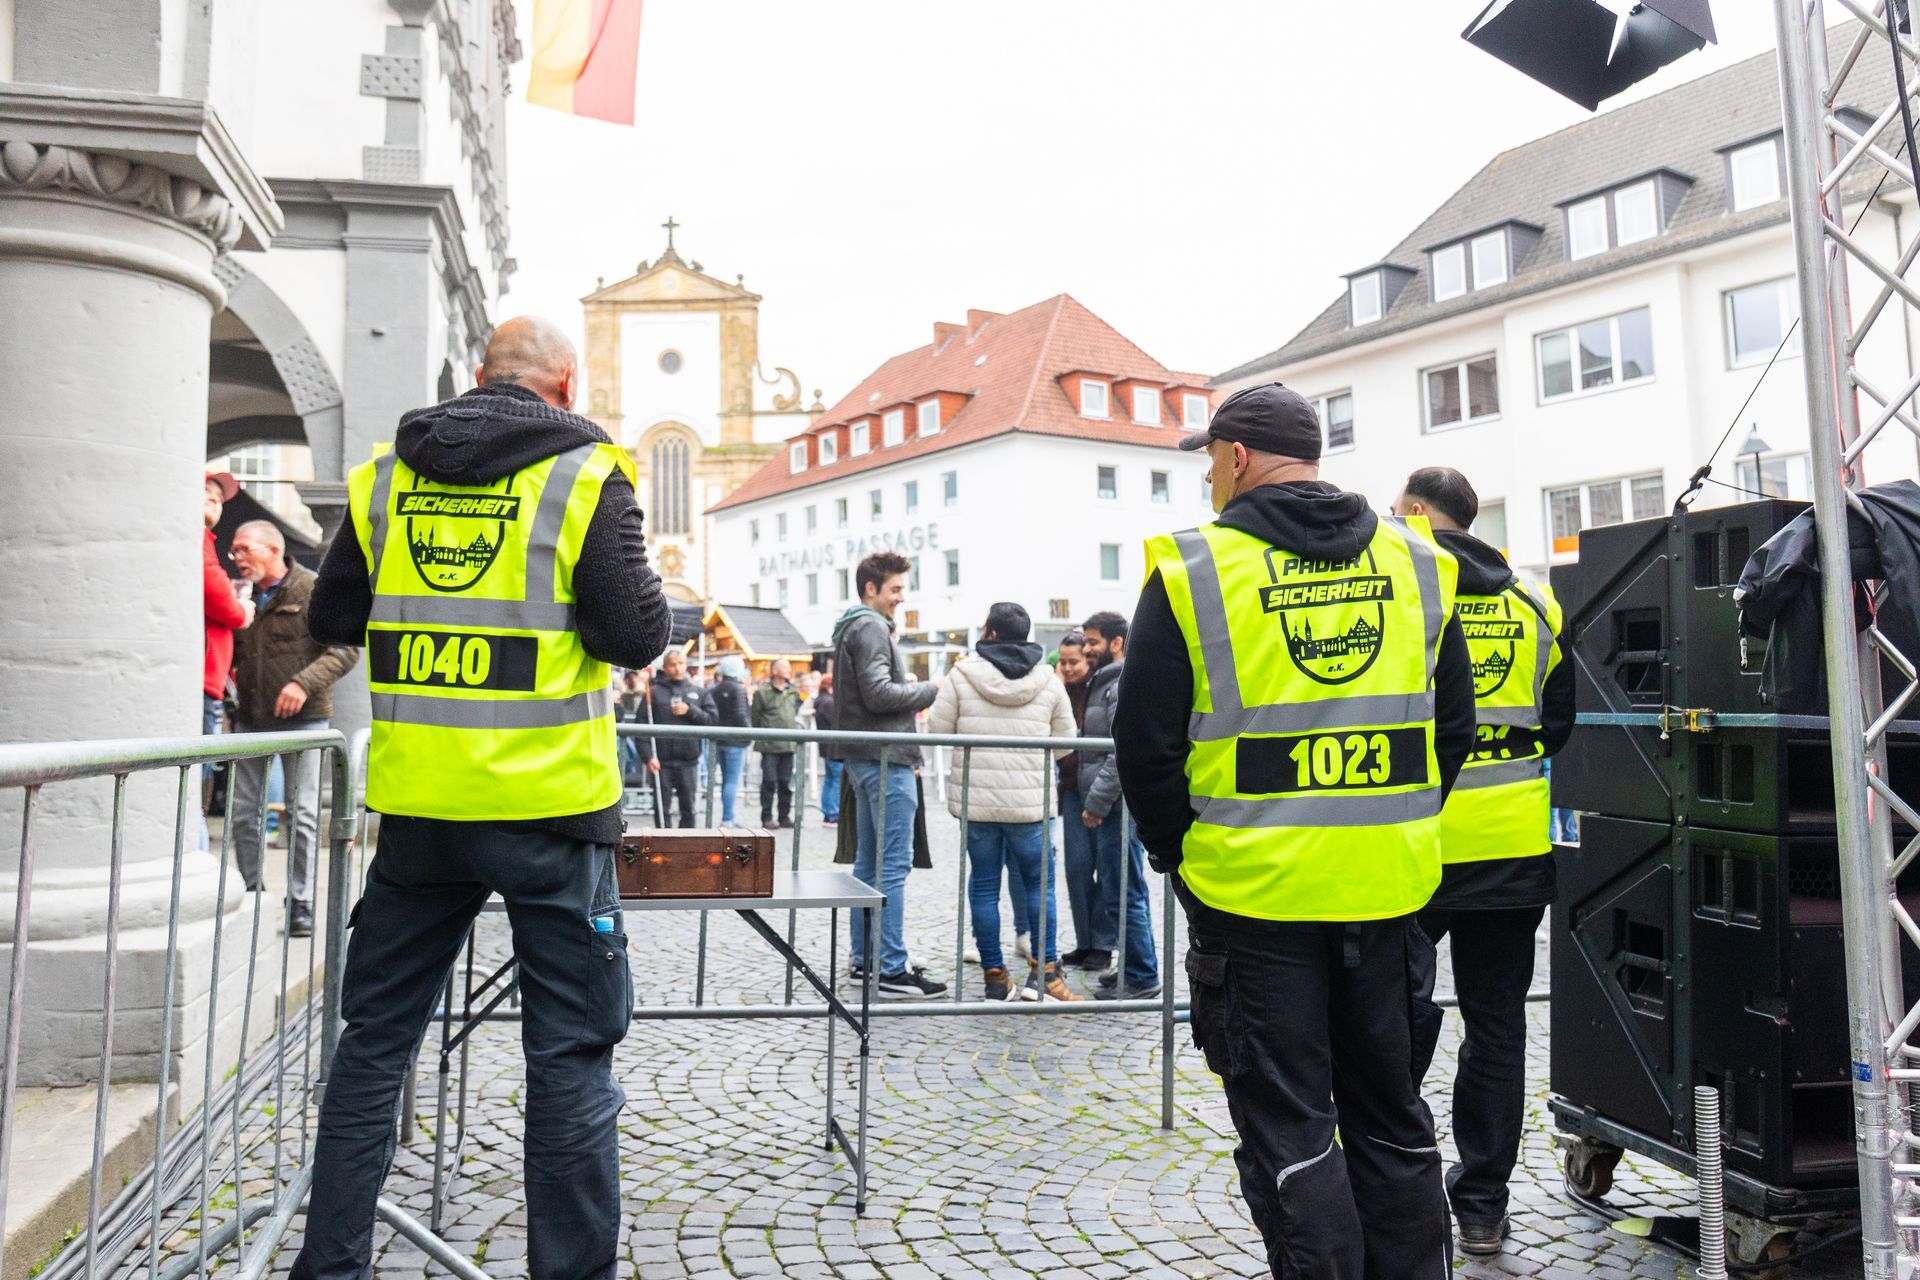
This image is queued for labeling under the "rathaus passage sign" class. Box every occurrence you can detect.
[758,522,942,580]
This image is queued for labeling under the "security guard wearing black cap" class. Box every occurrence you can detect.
[1116,384,1478,1278]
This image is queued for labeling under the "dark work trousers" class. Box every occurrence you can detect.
[659,761,698,827]
[290,817,631,1280]
[758,751,795,824]
[1411,904,1544,1228]
[1183,894,1450,1279]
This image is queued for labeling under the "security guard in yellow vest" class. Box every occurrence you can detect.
[1392,467,1572,1259]
[296,318,673,1280]
[1115,385,1477,1279]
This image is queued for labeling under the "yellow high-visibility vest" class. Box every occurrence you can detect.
[1440,579,1563,863]
[345,441,635,821]
[1146,516,1458,921]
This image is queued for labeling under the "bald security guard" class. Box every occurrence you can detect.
[297,317,675,1280]
[1115,384,1477,1279]
[1393,467,1572,1258]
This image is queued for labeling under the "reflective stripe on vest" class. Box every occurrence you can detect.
[1439,579,1563,863]
[348,440,633,822]
[1148,516,1458,922]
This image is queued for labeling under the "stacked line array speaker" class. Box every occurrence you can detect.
[1548,499,1920,1214]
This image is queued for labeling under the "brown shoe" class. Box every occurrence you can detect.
[1034,961,1083,1003]
[982,966,1013,1001]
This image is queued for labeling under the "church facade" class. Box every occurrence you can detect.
[581,224,818,602]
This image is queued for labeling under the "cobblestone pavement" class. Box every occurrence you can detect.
[256,794,1861,1279]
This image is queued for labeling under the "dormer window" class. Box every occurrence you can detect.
[1080,378,1110,418]
[1182,394,1209,430]
[1613,180,1659,246]
[917,398,940,436]
[1349,272,1383,325]
[1728,136,1782,212]
[789,441,807,474]
[850,420,871,456]
[1563,174,1685,261]
[819,431,838,465]
[1431,244,1467,301]
[882,408,905,447]
[1428,227,1515,303]
[1132,386,1161,426]
[1471,230,1509,287]
[1567,196,1609,259]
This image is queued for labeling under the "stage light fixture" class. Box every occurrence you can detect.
[1462,0,1717,112]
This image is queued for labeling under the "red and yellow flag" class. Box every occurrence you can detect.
[527,0,644,126]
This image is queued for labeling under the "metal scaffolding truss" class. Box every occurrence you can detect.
[1776,2,1920,1274]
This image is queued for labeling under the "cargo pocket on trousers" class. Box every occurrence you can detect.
[1405,920,1443,1085]
[581,929,633,1050]
[1185,945,1244,1079]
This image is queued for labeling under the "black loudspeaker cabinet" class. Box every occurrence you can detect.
[1552,815,1882,1191]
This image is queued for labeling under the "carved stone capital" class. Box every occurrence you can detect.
[0,140,243,247]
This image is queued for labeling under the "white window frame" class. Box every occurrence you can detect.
[1080,378,1110,419]
[1536,307,1655,403]
[1430,243,1467,302]
[789,441,807,474]
[806,573,818,606]
[1470,230,1508,288]
[750,582,761,606]
[916,398,940,436]
[749,518,760,546]
[850,420,870,456]
[1151,470,1170,504]
[805,504,817,535]
[1729,137,1782,212]
[776,512,787,541]
[1545,470,1665,559]
[1421,354,1500,433]
[945,548,960,587]
[835,497,849,529]
[882,408,905,447]
[1349,271,1382,325]
[1612,179,1660,247]
[1096,464,1118,500]
[869,488,883,522]
[1724,277,1799,369]
[943,470,958,506]
[1311,390,1355,454]
[778,578,789,608]
[1099,543,1122,581]
[904,479,919,514]
[818,431,838,466]
[837,568,850,601]
[1182,393,1208,431]
[1567,195,1609,260]
[1131,385,1161,426]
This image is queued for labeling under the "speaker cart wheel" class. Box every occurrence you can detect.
[1727,1212,1797,1278]
[1566,1138,1623,1199]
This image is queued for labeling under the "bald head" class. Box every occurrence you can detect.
[476,316,579,409]
[231,520,287,583]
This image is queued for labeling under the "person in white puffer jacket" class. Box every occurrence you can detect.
[927,602,1080,1002]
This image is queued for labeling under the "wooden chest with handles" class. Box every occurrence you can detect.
[616,827,776,899]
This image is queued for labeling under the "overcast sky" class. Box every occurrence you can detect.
[499,2,1783,406]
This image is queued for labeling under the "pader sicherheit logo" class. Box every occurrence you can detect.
[1260,548,1392,685]
[400,485,519,591]
[1458,595,1525,698]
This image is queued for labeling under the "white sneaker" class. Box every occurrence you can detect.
[1015,931,1033,962]
[962,941,981,965]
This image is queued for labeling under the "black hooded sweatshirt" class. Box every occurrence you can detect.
[309,382,675,843]
[1425,527,1574,912]
[1113,482,1477,908]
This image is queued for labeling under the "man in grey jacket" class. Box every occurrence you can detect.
[1080,611,1160,1000]
[830,551,945,998]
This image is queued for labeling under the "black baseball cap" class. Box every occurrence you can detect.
[1177,382,1322,461]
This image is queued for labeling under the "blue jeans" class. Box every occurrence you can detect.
[1059,786,1104,950]
[820,759,843,821]
[966,821,1057,968]
[199,693,222,851]
[848,760,917,976]
[717,744,747,824]
[1092,806,1158,988]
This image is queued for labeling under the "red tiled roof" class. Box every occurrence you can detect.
[709,294,1214,512]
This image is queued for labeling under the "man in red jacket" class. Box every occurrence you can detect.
[202,471,253,848]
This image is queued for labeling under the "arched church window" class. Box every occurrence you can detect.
[650,434,691,535]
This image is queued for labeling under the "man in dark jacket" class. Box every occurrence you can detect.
[831,550,944,997]
[228,520,360,935]
[709,657,751,824]
[1081,613,1159,1000]
[1394,467,1573,1257]
[1114,383,1475,1278]
[644,649,715,828]
[751,659,802,826]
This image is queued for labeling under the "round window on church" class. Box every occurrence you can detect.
[659,349,683,374]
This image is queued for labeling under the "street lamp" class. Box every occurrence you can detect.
[1741,426,1774,497]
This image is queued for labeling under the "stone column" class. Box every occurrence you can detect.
[0,85,278,1085]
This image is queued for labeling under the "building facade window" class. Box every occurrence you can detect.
[1538,307,1654,400]
[1612,179,1659,246]
[1349,271,1382,324]
[1100,544,1121,581]
[837,568,850,600]
[1049,598,1072,620]
[1567,196,1609,260]
[917,399,940,436]
[1729,136,1782,211]
[1430,243,1467,301]
[851,420,870,456]
[806,573,819,606]
[943,470,958,505]
[1096,465,1118,500]
[1725,277,1798,367]
[869,488,882,521]
[789,440,807,474]
[1547,471,1664,556]
[945,548,961,587]
[835,497,849,529]
[882,408,905,447]
[805,504,817,535]
[1151,470,1170,504]
[1471,229,1509,287]
[1423,355,1499,431]
[749,518,760,546]
[776,512,787,541]
[1080,378,1110,418]
[1183,394,1209,430]
[649,433,692,535]
[1311,390,1355,453]
[778,578,789,608]
[1132,386,1161,425]
[909,557,921,591]
[750,583,761,606]
[1737,450,1811,500]
[819,432,839,465]
[904,480,919,514]
[1472,501,1507,551]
